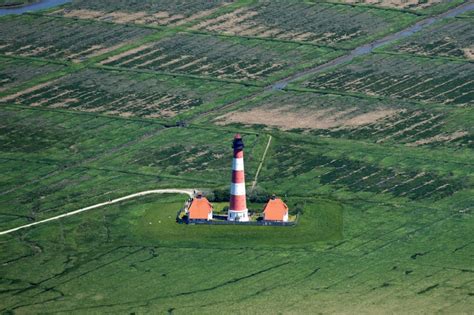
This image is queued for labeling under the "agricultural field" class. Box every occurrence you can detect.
[0,67,258,120]
[295,53,473,106]
[211,91,473,148]
[0,57,64,93]
[99,32,342,83]
[382,17,474,60]
[326,0,465,14]
[51,0,232,27]
[1,0,473,313]
[190,1,419,49]
[258,135,472,202]
[0,110,472,313]
[0,15,156,62]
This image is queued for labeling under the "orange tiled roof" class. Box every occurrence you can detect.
[188,196,213,220]
[263,198,288,221]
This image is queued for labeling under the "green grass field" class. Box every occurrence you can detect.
[0,0,473,313]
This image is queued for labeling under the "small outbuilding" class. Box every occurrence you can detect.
[188,193,213,222]
[263,195,289,222]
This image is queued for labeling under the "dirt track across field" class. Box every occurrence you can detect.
[0,189,195,236]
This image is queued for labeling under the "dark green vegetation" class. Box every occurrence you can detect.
[0,0,473,313]
[100,32,342,83]
[382,17,474,60]
[296,53,473,106]
[0,57,64,92]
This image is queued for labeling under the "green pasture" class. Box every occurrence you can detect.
[0,0,473,313]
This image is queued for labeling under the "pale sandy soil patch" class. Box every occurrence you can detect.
[409,130,468,146]
[68,45,102,61]
[20,46,52,57]
[61,9,104,19]
[16,45,32,52]
[344,109,399,126]
[103,110,134,117]
[144,109,177,118]
[100,43,153,65]
[133,53,169,68]
[238,25,268,36]
[215,104,397,130]
[157,14,185,25]
[174,57,208,71]
[48,98,79,108]
[205,11,258,33]
[0,80,56,102]
[100,11,148,24]
[339,0,442,9]
[172,6,224,26]
[462,47,474,60]
[190,7,250,30]
[85,42,131,59]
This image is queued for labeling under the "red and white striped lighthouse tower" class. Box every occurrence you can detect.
[228,134,249,222]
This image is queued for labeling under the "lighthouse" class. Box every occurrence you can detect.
[228,134,249,222]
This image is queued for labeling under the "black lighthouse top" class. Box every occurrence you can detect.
[232,134,244,150]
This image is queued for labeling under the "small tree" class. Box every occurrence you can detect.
[248,186,271,203]
[208,188,230,202]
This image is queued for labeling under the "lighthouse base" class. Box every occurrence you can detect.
[228,210,249,222]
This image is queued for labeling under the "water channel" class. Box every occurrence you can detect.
[0,0,70,16]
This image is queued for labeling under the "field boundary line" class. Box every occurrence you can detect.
[251,135,272,191]
[0,189,195,236]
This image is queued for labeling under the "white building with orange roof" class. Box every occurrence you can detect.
[187,193,213,222]
[263,195,289,222]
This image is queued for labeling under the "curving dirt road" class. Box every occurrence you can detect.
[0,189,195,236]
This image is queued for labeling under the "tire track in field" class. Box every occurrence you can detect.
[251,134,272,191]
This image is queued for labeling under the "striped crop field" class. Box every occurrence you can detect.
[190,1,419,48]
[261,139,468,202]
[326,0,465,14]
[0,67,258,120]
[99,32,342,83]
[382,17,474,60]
[296,54,473,106]
[50,0,231,27]
[0,15,155,62]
